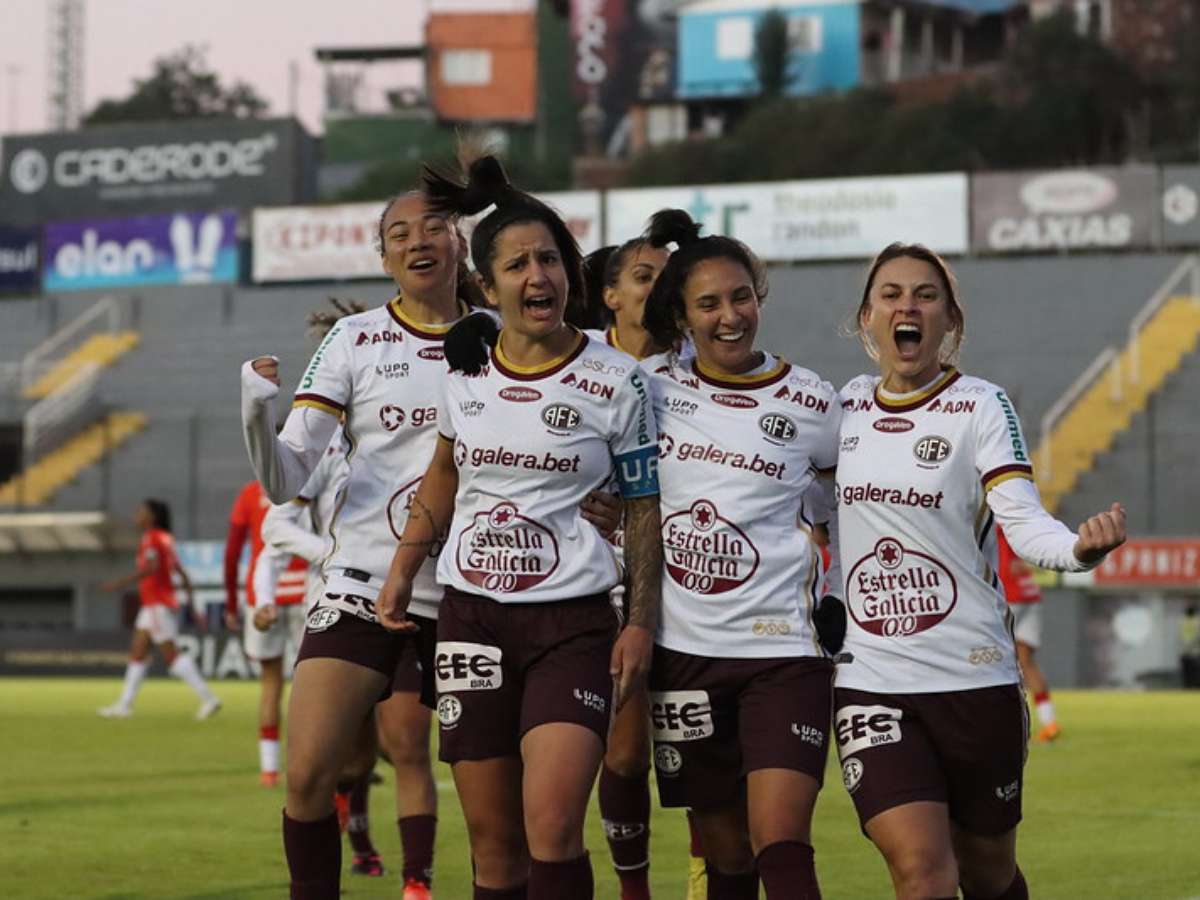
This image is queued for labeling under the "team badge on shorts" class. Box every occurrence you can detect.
[437,695,463,728]
[306,607,341,633]
[842,757,864,793]
[654,745,683,776]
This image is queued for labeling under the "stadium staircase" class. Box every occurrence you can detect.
[0,412,147,505]
[1035,256,1200,512]
[22,331,140,399]
[0,296,148,508]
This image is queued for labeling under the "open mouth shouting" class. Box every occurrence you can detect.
[893,321,923,361]
[523,293,558,322]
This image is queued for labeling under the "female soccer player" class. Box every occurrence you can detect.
[241,190,472,900]
[833,243,1125,900]
[639,210,840,900]
[98,499,221,720]
[377,154,663,900]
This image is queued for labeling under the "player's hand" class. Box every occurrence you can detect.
[444,311,499,375]
[1073,502,1126,566]
[223,610,241,631]
[813,594,846,655]
[251,356,281,386]
[581,490,622,538]
[610,624,653,713]
[253,605,278,633]
[376,572,419,634]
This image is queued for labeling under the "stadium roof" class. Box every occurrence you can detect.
[0,511,117,553]
[680,0,1017,13]
[314,46,425,63]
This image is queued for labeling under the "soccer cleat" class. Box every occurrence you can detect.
[195,698,222,720]
[259,771,279,788]
[401,877,432,900]
[685,855,706,900]
[97,703,132,719]
[1036,722,1061,743]
[333,792,350,832]
[350,853,384,877]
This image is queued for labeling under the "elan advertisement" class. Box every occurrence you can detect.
[605,173,968,260]
[0,118,315,225]
[43,210,240,292]
[971,167,1158,253]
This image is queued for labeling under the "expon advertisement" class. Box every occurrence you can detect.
[43,210,240,291]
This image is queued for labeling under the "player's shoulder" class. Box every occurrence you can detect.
[945,371,1012,417]
[777,361,837,399]
[839,373,879,399]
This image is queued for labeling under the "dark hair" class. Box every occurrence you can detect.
[375,190,482,311]
[143,498,171,532]
[853,242,964,364]
[641,209,769,349]
[578,245,617,329]
[422,154,585,316]
[307,297,368,340]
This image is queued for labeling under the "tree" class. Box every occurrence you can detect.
[753,10,793,100]
[84,45,268,126]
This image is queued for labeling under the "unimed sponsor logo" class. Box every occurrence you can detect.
[873,417,914,433]
[711,392,758,409]
[499,386,542,403]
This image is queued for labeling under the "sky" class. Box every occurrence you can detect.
[0,0,430,136]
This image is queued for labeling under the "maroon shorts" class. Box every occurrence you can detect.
[295,595,436,707]
[435,586,620,763]
[649,646,834,811]
[834,684,1028,836]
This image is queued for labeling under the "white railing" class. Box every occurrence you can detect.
[23,361,102,461]
[19,295,122,392]
[1128,255,1200,384]
[1037,253,1200,482]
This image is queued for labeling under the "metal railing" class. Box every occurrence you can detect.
[23,362,103,462]
[1038,254,1200,481]
[19,295,123,393]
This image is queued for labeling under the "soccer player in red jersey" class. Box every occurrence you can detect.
[224,479,310,786]
[99,499,220,719]
[997,526,1060,742]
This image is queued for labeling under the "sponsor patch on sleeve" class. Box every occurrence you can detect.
[613,445,659,498]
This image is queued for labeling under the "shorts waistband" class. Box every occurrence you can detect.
[443,585,611,607]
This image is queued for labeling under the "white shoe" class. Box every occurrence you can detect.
[196,697,222,720]
[98,703,132,718]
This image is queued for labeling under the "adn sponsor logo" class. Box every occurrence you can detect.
[356,330,404,346]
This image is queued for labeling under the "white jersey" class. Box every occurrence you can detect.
[436,331,659,603]
[648,349,840,658]
[292,298,461,620]
[835,368,1040,693]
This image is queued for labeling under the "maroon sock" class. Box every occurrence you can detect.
[347,774,376,856]
[282,810,341,900]
[757,841,819,899]
[474,886,528,900]
[529,853,593,900]
[398,814,436,885]
[706,866,759,900]
[963,867,1028,900]
[687,810,706,858]
[599,764,651,898]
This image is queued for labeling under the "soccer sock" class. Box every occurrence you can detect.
[474,886,528,900]
[962,867,1028,900]
[282,810,341,900]
[259,725,280,774]
[598,763,651,898]
[687,810,706,858]
[346,774,376,857]
[529,853,593,900]
[399,814,436,885]
[756,841,820,899]
[168,654,216,702]
[117,659,148,708]
[705,866,759,900]
[1033,691,1056,727]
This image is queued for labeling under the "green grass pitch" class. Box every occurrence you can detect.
[1,679,1198,898]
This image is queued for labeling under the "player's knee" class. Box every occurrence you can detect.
[889,846,958,897]
[383,728,431,770]
[524,803,584,856]
[603,740,650,778]
[286,756,335,807]
[467,819,528,882]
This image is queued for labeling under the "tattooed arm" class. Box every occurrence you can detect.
[377,435,459,632]
[610,494,663,711]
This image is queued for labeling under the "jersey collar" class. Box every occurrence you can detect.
[492,328,586,381]
[387,296,466,340]
[692,354,790,391]
[874,367,961,412]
